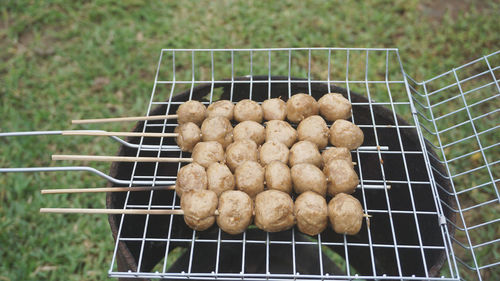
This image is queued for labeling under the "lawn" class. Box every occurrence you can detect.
[1,0,499,280]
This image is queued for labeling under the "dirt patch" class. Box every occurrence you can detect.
[419,0,496,22]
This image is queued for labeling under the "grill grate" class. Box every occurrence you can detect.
[1,48,498,280]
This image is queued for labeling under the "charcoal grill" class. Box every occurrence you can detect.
[1,48,498,280]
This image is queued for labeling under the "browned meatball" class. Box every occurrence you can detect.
[318,93,352,121]
[324,159,359,196]
[233,121,266,145]
[328,193,363,235]
[217,190,254,234]
[265,120,297,148]
[265,160,292,194]
[225,139,259,172]
[175,163,207,197]
[291,163,327,196]
[254,190,295,232]
[175,122,201,152]
[261,98,287,120]
[286,94,319,123]
[181,189,218,231]
[259,141,289,166]
[289,140,322,168]
[201,116,233,149]
[192,141,225,168]
[234,99,263,123]
[207,162,235,196]
[329,120,364,150]
[206,100,234,120]
[297,115,329,149]
[294,191,328,236]
[234,161,265,197]
[177,100,207,126]
[322,147,353,167]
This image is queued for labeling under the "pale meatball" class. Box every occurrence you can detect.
[328,193,363,235]
[234,161,265,197]
[297,115,329,149]
[324,159,359,196]
[192,141,225,168]
[181,189,218,231]
[261,98,287,120]
[201,116,233,149]
[318,93,352,121]
[265,161,292,194]
[177,100,207,126]
[233,121,265,145]
[322,147,353,167]
[234,99,263,123]
[289,140,322,168]
[286,93,319,123]
[294,191,328,236]
[225,139,259,172]
[207,163,235,196]
[254,190,295,232]
[206,100,234,120]
[174,122,201,152]
[291,163,327,196]
[175,163,207,198]
[217,190,254,235]
[329,120,364,150]
[259,141,289,166]
[265,120,297,148]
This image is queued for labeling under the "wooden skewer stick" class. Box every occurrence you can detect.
[40,208,221,216]
[52,155,193,163]
[62,131,178,138]
[72,115,178,125]
[41,185,176,194]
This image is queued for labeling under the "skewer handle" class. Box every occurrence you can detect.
[62,131,178,138]
[40,208,185,215]
[52,155,193,163]
[72,115,178,124]
[41,185,176,194]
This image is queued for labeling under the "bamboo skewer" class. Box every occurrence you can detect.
[62,131,178,138]
[41,185,176,194]
[72,115,178,124]
[52,155,193,163]
[40,208,186,215]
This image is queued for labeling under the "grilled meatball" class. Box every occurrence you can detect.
[297,115,329,149]
[192,141,225,168]
[177,100,207,126]
[254,190,295,232]
[225,139,259,172]
[265,160,292,194]
[265,120,297,148]
[206,100,234,120]
[201,116,233,149]
[324,159,359,196]
[318,93,352,121]
[174,122,201,152]
[234,160,265,197]
[175,163,207,198]
[291,163,327,196]
[289,140,322,168]
[207,162,235,196]
[322,147,353,167]
[286,94,319,123]
[329,120,364,150]
[181,189,218,231]
[234,99,263,123]
[261,98,287,121]
[328,193,363,235]
[217,190,254,235]
[294,191,328,236]
[233,121,265,145]
[259,141,289,166]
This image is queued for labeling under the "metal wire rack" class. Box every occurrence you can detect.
[1,48,498,280]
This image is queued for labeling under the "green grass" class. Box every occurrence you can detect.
[1,0,499,280]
